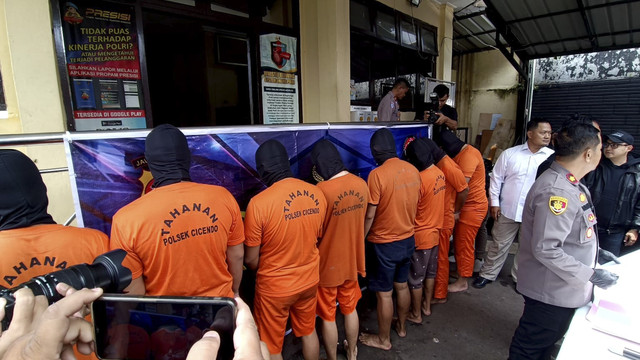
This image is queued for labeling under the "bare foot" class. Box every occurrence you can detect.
[421,306,432,316]
[359,333,391,350]
[432,297,448,304]
[448,279,469,293]
[406,313,422,324]
[394,321,407,338]
[344,340,357,360]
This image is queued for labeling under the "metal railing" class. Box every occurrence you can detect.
[0,132,65,146]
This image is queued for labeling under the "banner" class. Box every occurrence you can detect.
[59,0,146,131]
[65,124,431,235]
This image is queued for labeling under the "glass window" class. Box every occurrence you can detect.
[374,77,395,100]
[375,11,396,41]
[349,2,435,111]
[420,27,437,55]
[350,1,371,32]
[401,20,417,48]
[399,74,417,89]
[419,74,427,96]
[353,81,369,100]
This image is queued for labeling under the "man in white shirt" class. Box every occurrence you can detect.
[472,118,553,289]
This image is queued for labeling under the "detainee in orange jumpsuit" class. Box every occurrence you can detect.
[403,137,446,319]
[420,138,468,303]
[360,129,420,351]
[439,131,488,292]
[311,139,369,360]
[244,139,327,360]
[0,149,109,360]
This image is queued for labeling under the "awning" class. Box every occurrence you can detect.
[451,0,640,70]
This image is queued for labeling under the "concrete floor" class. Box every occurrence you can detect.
[282,254,524,360]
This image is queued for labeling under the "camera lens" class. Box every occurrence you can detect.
[0,249,132,330]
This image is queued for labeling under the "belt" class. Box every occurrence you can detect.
[599,227,625,235]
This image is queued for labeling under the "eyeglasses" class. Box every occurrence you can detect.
[604,142,627,149]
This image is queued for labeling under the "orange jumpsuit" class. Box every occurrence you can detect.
[452,146,488,278]
[244,177,327,354]
[434,156,468,299]
[316,173,369,321]
[110,181,245,297]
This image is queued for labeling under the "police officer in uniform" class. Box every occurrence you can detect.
[509,123,619,359]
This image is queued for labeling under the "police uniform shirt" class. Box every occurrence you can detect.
[377,91,399,122]
[516,162,598,308]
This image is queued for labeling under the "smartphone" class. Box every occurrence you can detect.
[91,294,236,360]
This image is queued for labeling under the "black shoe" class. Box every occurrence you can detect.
[472,276,492,289]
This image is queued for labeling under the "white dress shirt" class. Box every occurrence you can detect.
[489,143,554,222]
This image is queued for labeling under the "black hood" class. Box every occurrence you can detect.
[255,139,294,186]
[439,130,465,158]
[370,128,397,165]
[405,138,434,171]
[145,124,191,188]
[0,150,55,231]
[424,137,446,163]
[311,139,346,180]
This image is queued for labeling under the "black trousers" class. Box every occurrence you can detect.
[598,229,624,257]
[508,296,576,360]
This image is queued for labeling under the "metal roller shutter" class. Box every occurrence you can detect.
[532,77,640,155]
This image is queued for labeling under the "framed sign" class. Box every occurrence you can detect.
[259,33,300,125]
[52,0,151,131]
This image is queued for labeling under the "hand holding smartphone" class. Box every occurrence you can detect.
[91,295,236,360]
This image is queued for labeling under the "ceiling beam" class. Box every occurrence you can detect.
[526,41,640,60]
[576,0,598,48]
[503,0,634,26]
[483,0,529,75]
[455,10,486,21]
[494,32,527,78]
[514,28,640,52]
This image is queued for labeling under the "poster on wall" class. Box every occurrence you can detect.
[59,0,146,131]
[259,33,299,124]
[261,72,299,124]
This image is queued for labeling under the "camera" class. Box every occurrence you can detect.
[0,249,132,330]
[426,92,440,124]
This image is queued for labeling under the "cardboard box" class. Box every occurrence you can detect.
[350,111,366,122]
[479,130,494,154]
[482,118,515,159]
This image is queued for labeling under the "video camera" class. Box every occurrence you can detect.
[426,92,440,124]
[0,249,132,330]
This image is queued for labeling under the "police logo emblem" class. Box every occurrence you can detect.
[271,37,290,69]
[579,193,587,202]
[588,213,596,222]
[131,156,154,196]
[549,196,568,215]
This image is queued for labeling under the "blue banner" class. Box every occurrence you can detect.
[66,124,430,235]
